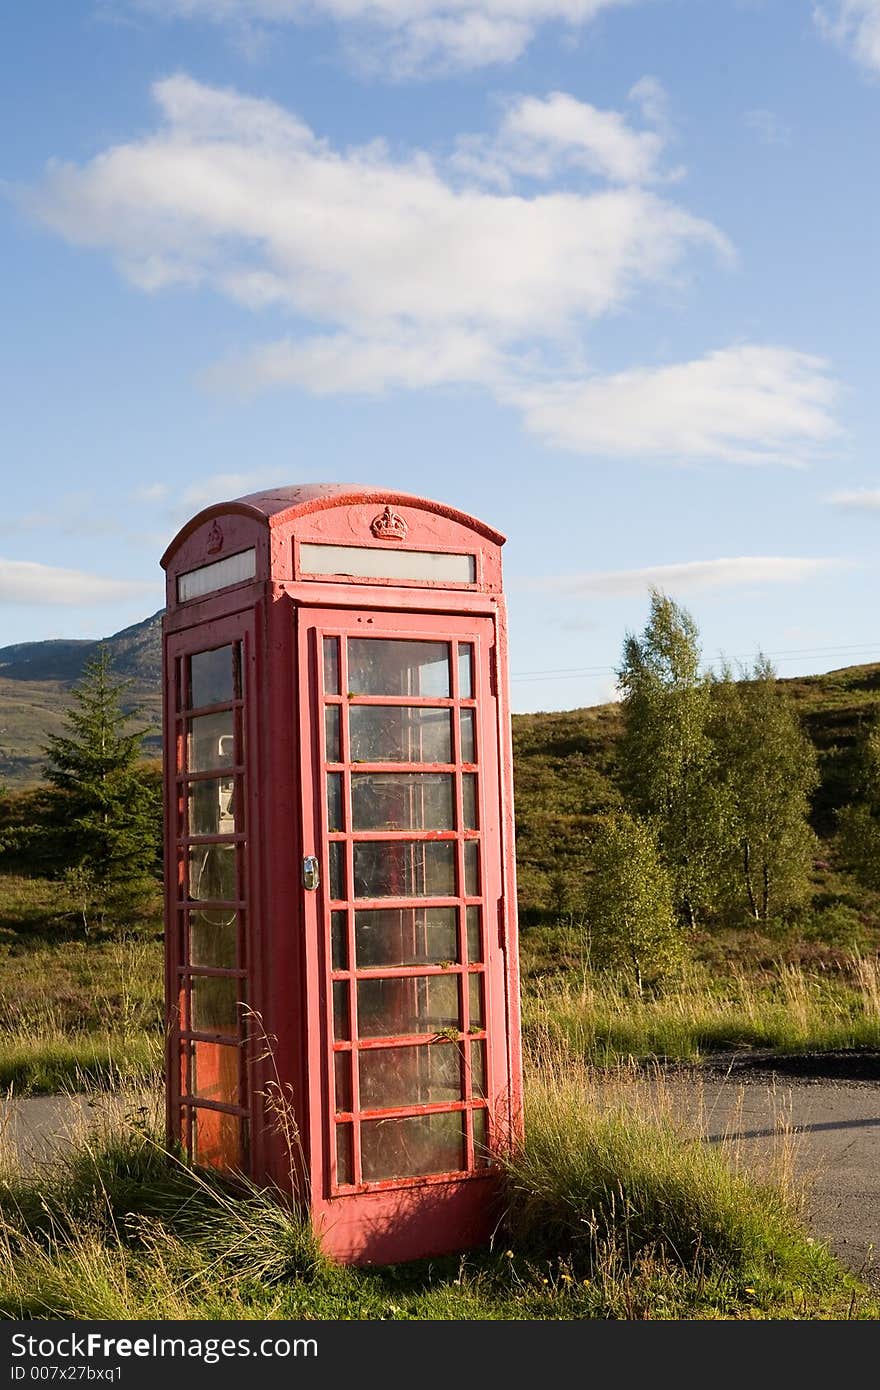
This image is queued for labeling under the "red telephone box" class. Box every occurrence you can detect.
[160,485,522,1265]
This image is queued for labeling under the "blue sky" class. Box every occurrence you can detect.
[2,0,880,712]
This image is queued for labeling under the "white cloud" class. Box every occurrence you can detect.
[515,345,841,466]
[204,328,506,395]
[824,486,880,510]
[123,0,636,76]
[24,75,726,346]
[532,556,847,598]
[452,87,673,188]
[814,1,880,74]
[22,78,842,467]
[0,559,157,606]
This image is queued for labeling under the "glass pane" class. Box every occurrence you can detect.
[178,550,255,603]
[190,974,241,1036]
[188,844,236,902]
[329,841,345,901]
[348,639,450,697]
[458,644,473,699]
[336,1123,353,1186]
[464,841,480,896]
[188,777,236,836]
[357,974,460,1038]
[359,1042,463,1111]
[354,842,455,898]
[333,981,350,1041]
[325,706,341,763]
[190,908,237,970]
[192,1108,241,1171]
[462,773,478,830]
[361,1111,465,1182]
[187,711,234,772]
[327,772,343,832]
[190,646,235,710]
[192,1041,240,1107]
[459,708,475,764]
[471,1040,486,1098]
[354,907,458,968]
[466,906,482,963]
[469,973,484,1029]
[334,1052,352,1113]
[323,637,340,695]
[351,774,453,831]
[331,910,348,970]
[349,706,452,764]
[301,544,475,583]
[473,1108,489,1166]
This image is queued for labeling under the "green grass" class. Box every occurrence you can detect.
[0,1073,873,1321]
[0,873,163,1093]
[523,952,880,1063]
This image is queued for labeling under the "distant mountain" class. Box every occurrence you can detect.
[0,611,164,786]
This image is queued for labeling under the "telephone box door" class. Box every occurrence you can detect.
[297,607,510,1251]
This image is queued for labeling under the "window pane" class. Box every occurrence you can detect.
[333,981,350,1041]
[348,639,450,697]
[466,906,482,964]
[471,1040,486,1098]
[191,1041,241,1107]
[459,708,475,764]
[354,842,455,898]
[327,772,343,832]
[188,777,236,836]
[473,1108,489,1166]
[464,841,480,897]
[325,706,341,763]
[462,773,478,830]
[359,1042,463,1111]
[331,910,348,970]
[190,974,241,1036]
[190,646,235,710]
[323,637,340,695]
[458,644,473,699]
[351,774,454,831]
[329,842,345,901]
[192,1107,242,1171]
[354,907,458,968]
[357,974,460,1038]
[469,973,484,1029]
[187,711,234,772]
[361,1111,465,1182]
[334,1052,352,1113]
[188,844,236,902]
[349,706,452,763]
[336,1123,354,1186]
[190,908,237,970]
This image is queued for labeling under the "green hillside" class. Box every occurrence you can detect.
[512,662,880,923]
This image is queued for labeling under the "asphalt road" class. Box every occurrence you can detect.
[2,1061,878,1286]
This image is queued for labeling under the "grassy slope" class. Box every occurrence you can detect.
[512,661,880,923]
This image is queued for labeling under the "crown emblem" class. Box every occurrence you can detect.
[206,521,224,555]
[370,505,408,541]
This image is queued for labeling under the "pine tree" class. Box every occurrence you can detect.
[43,645,160,928]
[616,589,721,928]
[710,657,818,922]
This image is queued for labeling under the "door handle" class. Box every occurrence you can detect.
[302,856,320,891]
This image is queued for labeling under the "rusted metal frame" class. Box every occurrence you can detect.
[451,639,476,1170]
[338,631,364,1188]
[176,765,246,784]
[331,1028,487,1052]
[336,894,484,910]
[336,1098,488,1123]
[179,696,244,721]
[330,963,486,981]
[177,966,247,980]
[334,1163,495,1197]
